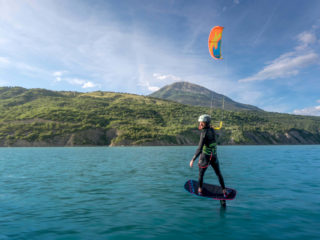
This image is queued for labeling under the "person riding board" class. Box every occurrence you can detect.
[189,114,227,196]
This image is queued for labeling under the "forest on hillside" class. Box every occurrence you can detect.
[1,87,320,146]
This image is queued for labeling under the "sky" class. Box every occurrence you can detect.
[0,0,320,115]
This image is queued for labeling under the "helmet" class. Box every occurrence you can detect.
[198,114,211,123]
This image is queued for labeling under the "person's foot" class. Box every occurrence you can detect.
[222,188,227,197]
[198,187,203,195]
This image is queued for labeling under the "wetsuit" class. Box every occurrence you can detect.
[191,127,225,190]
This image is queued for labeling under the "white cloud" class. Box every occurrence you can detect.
[153,73,182,82]
[240,28,319,83]
[293,105,320,116]
[148,86,160,92]
[53,71,66,82]
[138,78,160,92]
[52,71,98,88]
[138,72,185,93]
[67,78,98,89]
[298,31,317,45]
[239,52,318,82]
[295,31,317,51]
[140,72,184,92]
[82,81,96,89]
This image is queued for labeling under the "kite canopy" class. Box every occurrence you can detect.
[208,26,224,60]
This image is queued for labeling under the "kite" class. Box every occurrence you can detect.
[208,26,224,60]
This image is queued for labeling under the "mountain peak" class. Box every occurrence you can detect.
[149,81,262,111]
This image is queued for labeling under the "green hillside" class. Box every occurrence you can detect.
[149,82,262,111]
[0,86,320,146]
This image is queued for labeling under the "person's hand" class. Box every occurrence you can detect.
[189,159,194,168]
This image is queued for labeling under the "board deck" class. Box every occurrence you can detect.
[184,179,236,200]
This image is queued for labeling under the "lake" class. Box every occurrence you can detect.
[0,146,319,240]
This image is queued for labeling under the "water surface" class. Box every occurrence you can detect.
[0,146,319,239]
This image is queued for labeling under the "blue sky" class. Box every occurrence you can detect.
[0,0,320,115]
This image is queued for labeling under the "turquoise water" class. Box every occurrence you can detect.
[0,146,319,240]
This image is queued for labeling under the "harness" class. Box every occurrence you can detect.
[198,142,217,169]
[197,128,217,169]
[198,152,213,169]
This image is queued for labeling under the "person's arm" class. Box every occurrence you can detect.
[189,130,206,167]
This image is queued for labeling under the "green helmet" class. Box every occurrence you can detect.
[198,114,211,123]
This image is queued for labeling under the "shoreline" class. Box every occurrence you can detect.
[1,143,320,148]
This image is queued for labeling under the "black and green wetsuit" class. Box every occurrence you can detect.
[191,127,225,190]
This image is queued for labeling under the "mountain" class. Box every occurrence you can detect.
[1,86,320,146]
[149,82,262,111]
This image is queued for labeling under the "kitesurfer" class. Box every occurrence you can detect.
[189,114,227,196]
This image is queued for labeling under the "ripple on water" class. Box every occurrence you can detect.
[0,146,319,239]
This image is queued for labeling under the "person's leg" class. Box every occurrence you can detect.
[198,166,207,194]
[211,156,226,191]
